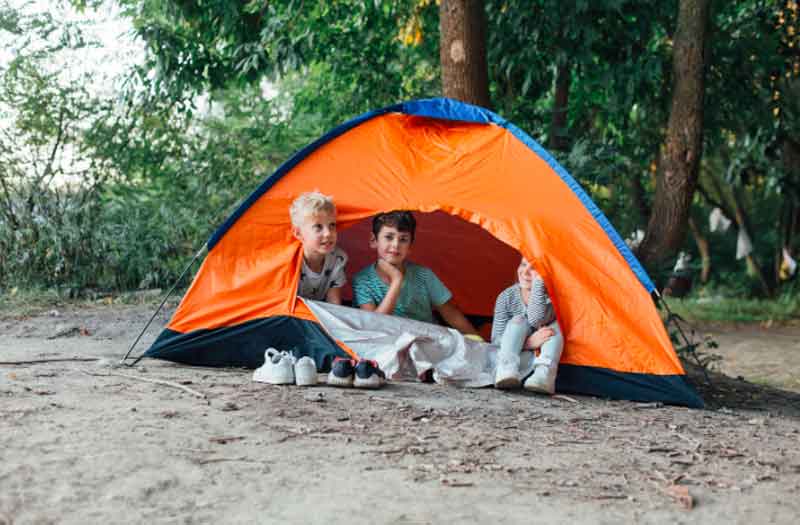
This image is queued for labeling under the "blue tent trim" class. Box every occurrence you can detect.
[206,97,654,293]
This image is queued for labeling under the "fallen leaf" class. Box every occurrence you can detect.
[441,478,474,487]
[666,484,694,510]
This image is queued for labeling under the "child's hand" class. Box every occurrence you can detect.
[377,259,404,283]
[526,326,554,349]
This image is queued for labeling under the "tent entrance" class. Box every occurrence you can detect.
[336,210,523,320]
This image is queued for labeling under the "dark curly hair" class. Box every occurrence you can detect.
[371,210,416,241]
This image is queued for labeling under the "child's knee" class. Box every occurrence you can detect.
[509,315,527,327]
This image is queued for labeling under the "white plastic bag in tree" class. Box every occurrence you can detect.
[736,229,753,259]
[709,207,732,233]
[780,248,797,280]
[672,251,691,273]
[625,229,644,249]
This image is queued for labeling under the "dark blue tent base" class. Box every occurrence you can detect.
[144,316,348,372]
[143,316,703,408]
[556,364,704,408]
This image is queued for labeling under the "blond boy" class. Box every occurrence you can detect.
[290,191,348,304]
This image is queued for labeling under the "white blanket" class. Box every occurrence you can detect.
[303,299,535,387]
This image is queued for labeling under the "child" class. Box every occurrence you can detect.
[352,211,479,335]
[290,191,348,304]
[254,191,350,387]
[492,257,564,394]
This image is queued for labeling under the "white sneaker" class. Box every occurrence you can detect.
[253,348,295,385]
[294,356,318,386]
[494,353,521,389]
[523,356,557,394]
[523,322,564,395]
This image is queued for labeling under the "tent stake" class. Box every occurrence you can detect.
[120,245,207,367]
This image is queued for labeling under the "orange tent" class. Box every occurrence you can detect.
[142,98,702,407]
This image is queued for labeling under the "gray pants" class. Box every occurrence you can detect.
[499,315,563,371]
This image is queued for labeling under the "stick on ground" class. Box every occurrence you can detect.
[83,370,208,402]
[0,357,100,366]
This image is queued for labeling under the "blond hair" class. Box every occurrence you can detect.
[289,191,337,227]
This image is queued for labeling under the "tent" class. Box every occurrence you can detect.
[141,97,703,408]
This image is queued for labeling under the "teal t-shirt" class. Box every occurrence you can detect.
[352,262,453,324]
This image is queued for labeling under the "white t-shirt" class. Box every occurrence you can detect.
[297,246,348,301]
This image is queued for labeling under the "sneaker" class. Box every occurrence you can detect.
[417,369,435,383]
[354,359,386,389]
[253,348,295,385]
[494,353,521,389]
[523,357,557,394]
[294,356,318,386]
[326,357,356,387]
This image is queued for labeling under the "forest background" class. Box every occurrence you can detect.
[2,0,800,322]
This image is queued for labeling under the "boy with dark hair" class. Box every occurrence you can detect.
[352,210,479,335]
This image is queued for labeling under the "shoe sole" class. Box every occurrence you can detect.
[326,374,354,387]
[295,364,318,386]
[495,376,521,389]
[523,380,554,394]
[253,372,295,385]
[295,374,317,386]
[354,375,384,389]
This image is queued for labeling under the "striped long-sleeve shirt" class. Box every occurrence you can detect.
[491,281,555,344]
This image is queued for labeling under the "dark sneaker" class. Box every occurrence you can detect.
[417,369,435,383]
[354,359,386,389]
[327,357,356,387]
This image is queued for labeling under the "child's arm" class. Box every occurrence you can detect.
[491,292,513,344]
[325,249,347,305]
[325,286,343,305]
[435,301,480,336]
[360,260,403,315]
[526,277,555,328]
[524,326,555,349]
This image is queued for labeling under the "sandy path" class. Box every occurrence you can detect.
[1,305,800,524]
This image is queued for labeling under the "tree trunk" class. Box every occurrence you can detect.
[636,0,711,267]
[439,0,491,108]
[549,62,571,151]
[628,172,650,227]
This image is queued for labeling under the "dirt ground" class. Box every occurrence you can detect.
[2,303,800,524]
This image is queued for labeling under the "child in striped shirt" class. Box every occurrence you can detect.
[492,258,564,394]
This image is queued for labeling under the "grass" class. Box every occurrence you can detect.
[663,295,800,323]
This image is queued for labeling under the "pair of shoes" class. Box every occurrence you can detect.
[253,348,317,386]
[327,357,386,389]
[494,353,521,389]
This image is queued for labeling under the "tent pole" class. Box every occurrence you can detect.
[119,245,207,367]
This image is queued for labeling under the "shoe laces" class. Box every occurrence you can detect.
[267,348,296,365]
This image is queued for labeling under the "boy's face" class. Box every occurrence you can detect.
[371,225,412,267]
[293,210,337,258]
[517,258,538,290]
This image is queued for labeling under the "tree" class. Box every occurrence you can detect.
[636,0,712,267]
[438,0,490,107]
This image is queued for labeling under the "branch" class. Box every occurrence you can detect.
[82,370,209,402]
[0,357,99,365]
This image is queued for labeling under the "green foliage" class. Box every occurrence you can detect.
[2,0,799,308]
[665,294,800,322]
